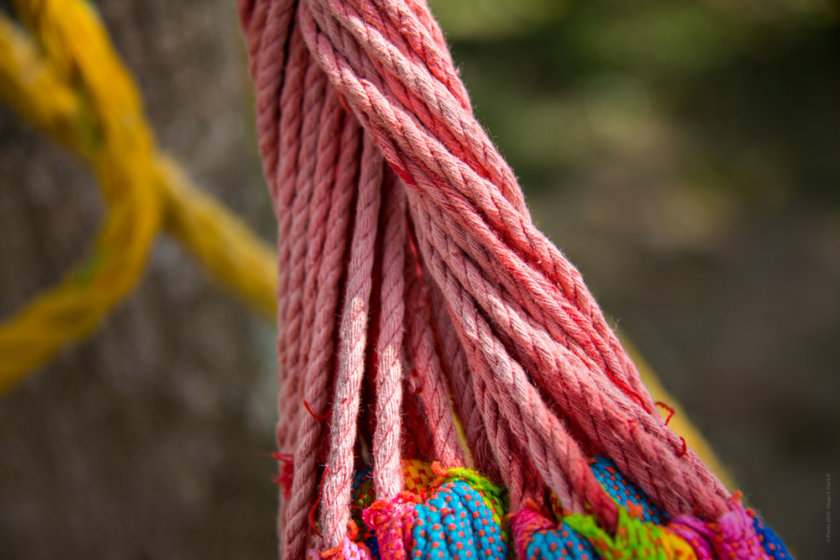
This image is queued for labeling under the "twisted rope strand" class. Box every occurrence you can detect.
[296,87,344,422]
[248,0,298,190]
[278,62,328,455]
[285,113,361,560]
[372,171,407,501]
[403,230,466,469]
[427,282,500,480]
[322,0,526,212]
[319,134,384,549]
[409,193,607,519]
[303,6,652,418]
[236,0,746,554]
[296,3,664,409]
[410,194,728,516]
[296,0,729,520]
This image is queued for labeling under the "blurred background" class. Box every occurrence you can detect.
[0,0,837,558]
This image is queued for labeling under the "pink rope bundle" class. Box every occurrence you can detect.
[237,1,734,558]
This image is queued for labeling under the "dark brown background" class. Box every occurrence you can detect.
[0,1,837,558]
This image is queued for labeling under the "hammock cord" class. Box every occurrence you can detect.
[238,1,748,558]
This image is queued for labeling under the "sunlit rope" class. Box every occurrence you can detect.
[239,2,760,559]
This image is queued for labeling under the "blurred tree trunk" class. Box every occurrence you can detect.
[0,1,278,558]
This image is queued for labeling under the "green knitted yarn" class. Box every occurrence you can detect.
[564,507,669,560]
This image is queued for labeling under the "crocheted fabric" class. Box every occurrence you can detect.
[590,457,666,525]
[349,462,508,560]
[353,461,440,557]
[512,506,597,560]
[752,515,793,560]
[411,478,507,559]
[342,458,792,560]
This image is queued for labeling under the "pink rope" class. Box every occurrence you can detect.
[319,135,384,548]
[285,100,360,558]
[238,1,736,557]
[402,230,465,469]
[427,282,500,481]
[372,171,406,501]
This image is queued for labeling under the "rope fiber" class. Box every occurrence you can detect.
[237,1,786,560]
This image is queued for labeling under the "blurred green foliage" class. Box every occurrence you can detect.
[430,0,839,211]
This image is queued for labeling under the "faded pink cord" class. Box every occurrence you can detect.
[403,231,465,469]
[239,1,735,558]
[319,134,384,548]
[372,171,406,501]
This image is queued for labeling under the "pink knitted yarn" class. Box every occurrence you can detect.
[237,1,742,559]
[510,505,558,560]
[671,506,769,560]
[316,537,373,560]
[361,495,418,560]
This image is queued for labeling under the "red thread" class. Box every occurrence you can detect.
[304,399,331,421]
[271,452,295,500]
[607,374,653,414]
[655,401,676,426]
[310,466,330,539]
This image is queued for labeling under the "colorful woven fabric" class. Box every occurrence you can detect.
[752,514,793,560]
[343,456,796,560]
[352,461,439,557]
[411,479,507,560]
[511,457,678,559]
[347,463,508,560]
[669,507,766,560]
[513,456,792,560]
[317,537,373,560]
[363,496,419,560]
[589,457,666,525]
[519,455,668,560]
[352,470,380,558]
[444,466,509,542]
[564,508,695,560]
[511,506,598,560]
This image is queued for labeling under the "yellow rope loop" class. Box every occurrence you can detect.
[0,0,277,392]
[0,17,78,143]
[0,0,162,391]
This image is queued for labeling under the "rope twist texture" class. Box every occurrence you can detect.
[238,1,743,559]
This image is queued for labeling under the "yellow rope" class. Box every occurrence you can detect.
[0,0,732,489]
[0,0,276,392]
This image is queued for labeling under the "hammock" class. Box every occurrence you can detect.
[0,0,794,558]
[239,1,792,559]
